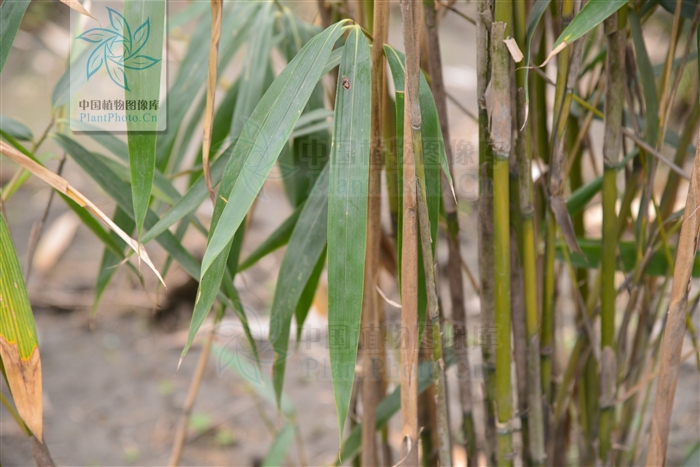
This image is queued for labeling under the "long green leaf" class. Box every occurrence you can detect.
[52,133,258,361]
[230,3,275,138]
[0,212,42,440]
[557,238,700,277]
[0,115,32,141]
[384,45,442,253]
[92,207,136,316]
[200,20,347,278]
[521,0,551,122]
[658,0,698,19]
[327,26,370,440]
[295,249,325,342]
[0,0,31,72]
[124,0,166,237]
[629,10,659,148]
[238,202,304,272]
[157,3,257,171]
[546,0,626,63]
[384,45,442,341]
[142,144,234,244]
[270,164,329,407]
[262,424,296,467]
[279,10,332,207]
[213,343,295,416]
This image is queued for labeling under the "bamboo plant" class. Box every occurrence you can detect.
[1,0,700,466]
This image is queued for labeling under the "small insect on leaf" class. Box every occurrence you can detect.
[341,76,350,90]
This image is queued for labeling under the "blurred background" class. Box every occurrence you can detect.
[0,1,698,466]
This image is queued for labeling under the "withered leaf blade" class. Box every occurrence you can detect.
[60,0,97,21]
[0,141,165,286]
[0,212,43,441]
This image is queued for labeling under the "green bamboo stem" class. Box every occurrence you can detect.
[422,0,476,462]
[541,46,571,410]
[599,11,626,463]
[541,213,556,403]
[567,117,596,465]
[513,0,545,463]
[541,6,580,459]
[490,0,513,460]
[510,155,530,467]
[477,0,497,464]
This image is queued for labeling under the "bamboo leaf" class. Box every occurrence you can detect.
[566,175,603,217]
[271,164,329,407]
[279,10,332,207]
[0,115,32,142]
[555,238,700,278]
[142,144,234,244]
[92,207,136,316]
[213,343,295,416]
[156,2,257,170]
[565,149,637,217]
[200,20,347,278]
[0,212,42,440]
[323,46,344,75]
[629,10,659,147]
[0,0,31,72]
[52,134,258,361]
[383,45,442,252]
[682,441,700,467]
[384,45,441,340]
[1,139,164,285]
[521,0,551,126]
[295,249,325,342]
[327,26,370,440]
[238,203,304,272]
[124,0,165,238]
[544,0,627,65]
[658,0,698,20]
[262,424,296,467]
[229,3,275,139]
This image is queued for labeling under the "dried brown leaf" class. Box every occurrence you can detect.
[0,141,165,286]
[59,0,97,21]
[202,0,222,205]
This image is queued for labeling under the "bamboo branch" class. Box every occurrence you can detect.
[599,11,626,463]
[416,175,452,467]
[361,1,389,464]
[512,0,545,462]
[399,1,422,464]
[645,130,700,466]
[487,0,513,460]
[202,0,222,205]
[422,0,476,463]
[168,307,224,466]
[476,1,498,463]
